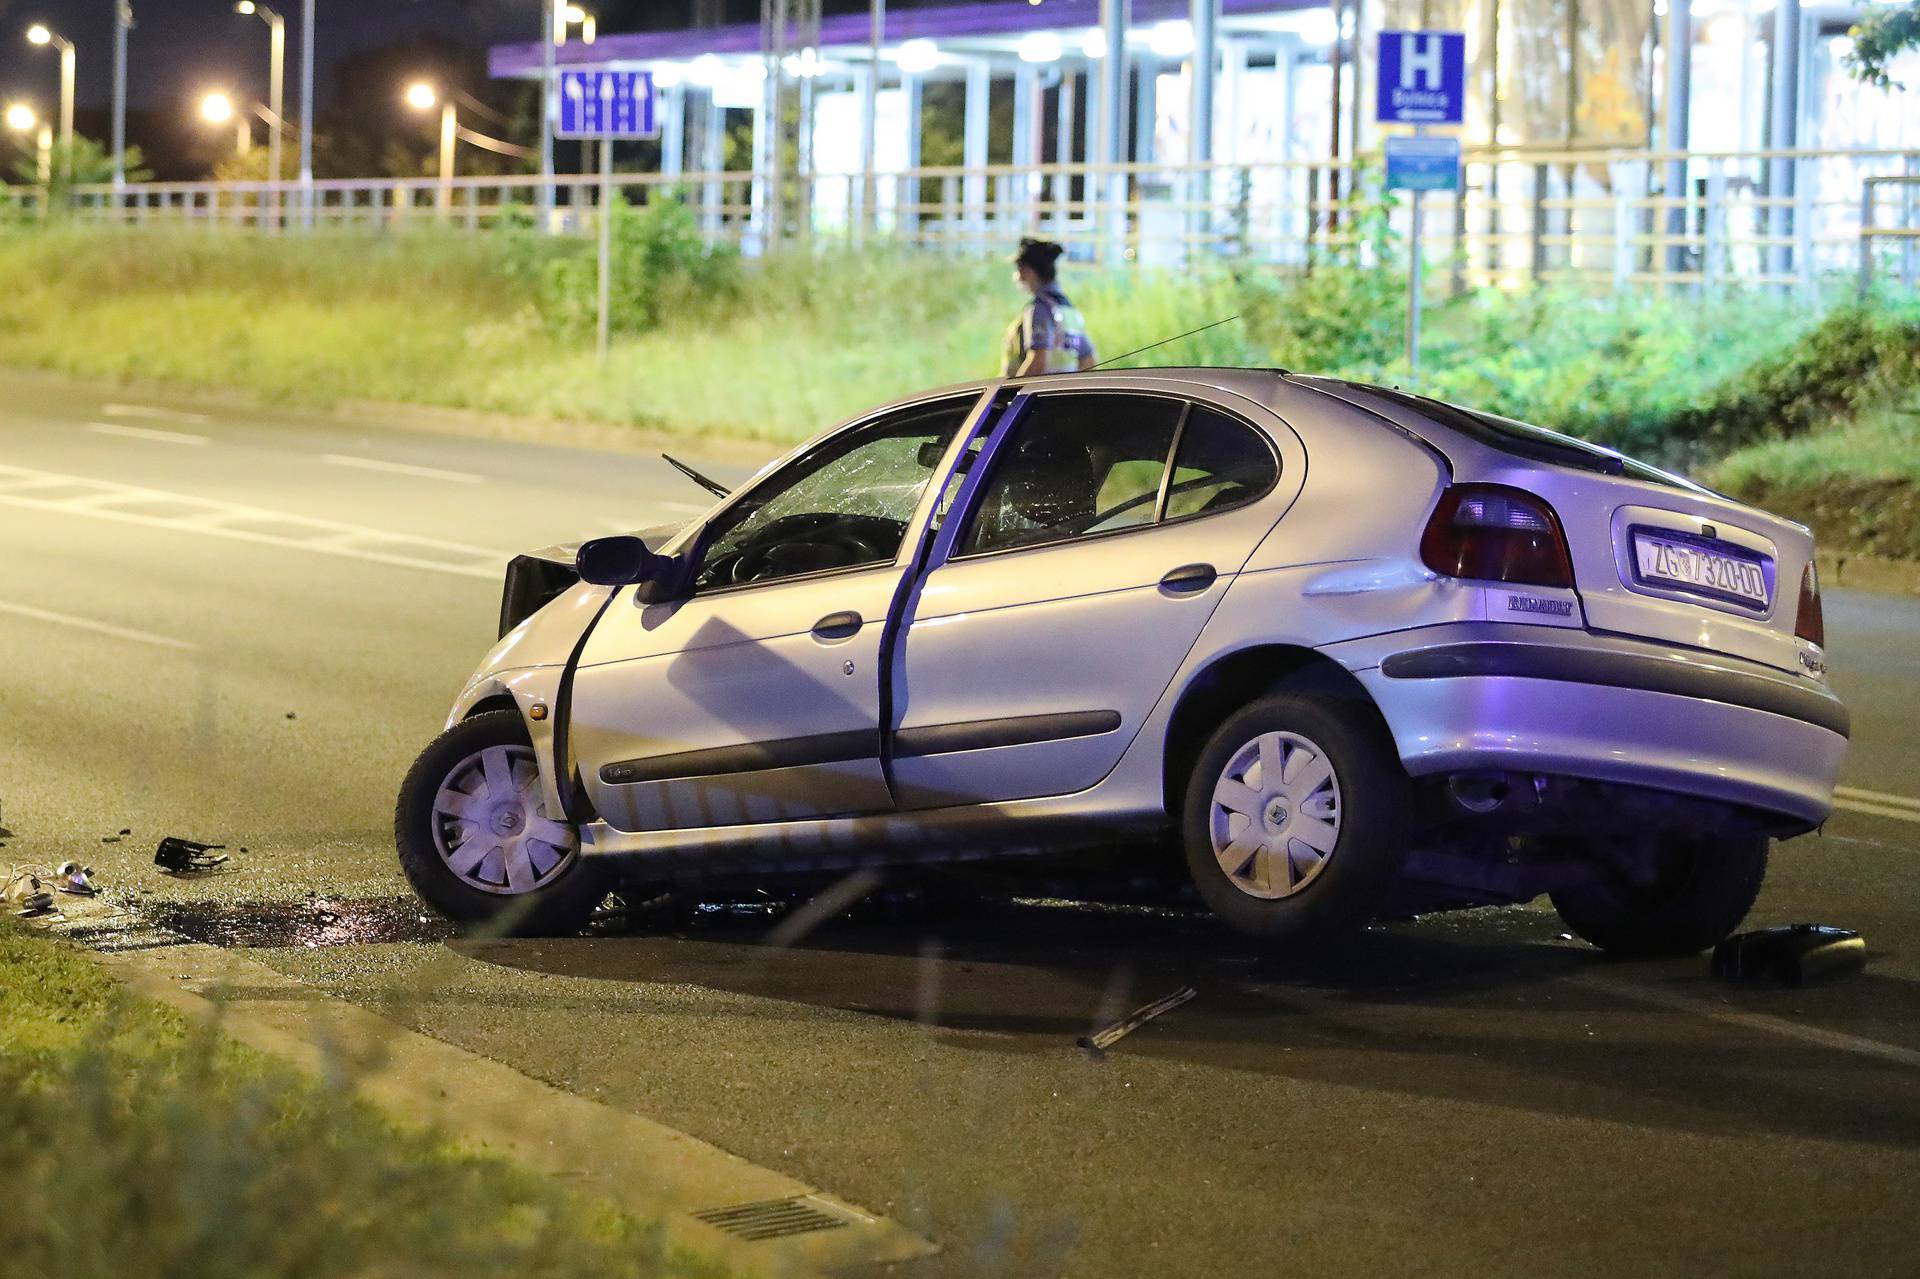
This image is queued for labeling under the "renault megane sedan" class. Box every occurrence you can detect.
[395,369,1847,953]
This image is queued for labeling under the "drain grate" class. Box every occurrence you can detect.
[691,1196,852,1242]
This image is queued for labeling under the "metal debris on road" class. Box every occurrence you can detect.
[1079,985,1198,1059]
[55,862,98,896]
[1712,924,1867,986]
[154,837,231,875]
[2,866,57,918]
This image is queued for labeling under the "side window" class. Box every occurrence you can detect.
[694,398,974,591]
[1161,405,1280,521]
[959,394,1185,556]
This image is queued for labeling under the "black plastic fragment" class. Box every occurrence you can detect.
[154,837,230,874]
[1712,924,1866,986]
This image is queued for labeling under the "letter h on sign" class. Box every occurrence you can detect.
[1376,30,1466,126]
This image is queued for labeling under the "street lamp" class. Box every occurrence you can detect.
[200,91,251,156]
[405,81,457,215]
[555,4,597,45]
[233,2,285,189]
[7,101,52,185]
[24,23,74,181]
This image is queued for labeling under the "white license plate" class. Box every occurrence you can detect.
[1633,532,1771,608]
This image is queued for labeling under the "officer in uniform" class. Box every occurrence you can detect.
[1003,237,1098,377]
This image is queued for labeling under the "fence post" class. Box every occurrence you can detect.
[1613,162,1634,291]
[1529,163,1548,283]
[1859,179,1875,300]
[1703,167,1727,288]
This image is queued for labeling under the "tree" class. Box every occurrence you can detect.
[1845,3,1920,90]
[7,136,150,211]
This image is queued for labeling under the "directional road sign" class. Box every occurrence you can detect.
[556,69,658,140]
[1385,134,1462,192]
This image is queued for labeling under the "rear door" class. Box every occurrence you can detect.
[887,391,1285,810]
[572,394,980,832]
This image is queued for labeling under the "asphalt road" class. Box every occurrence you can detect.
[4,369,1919,1278]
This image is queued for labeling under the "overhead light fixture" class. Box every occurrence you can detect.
[892,38,939,74]
[651,61,685,89]
[1148,20,1194,58]
[4,102,36,132]
[404,81,438,111]
[1018,33,1062,64]
[1082,29,1108,59]
[199,91,236,123]
[1295,11,1337,46]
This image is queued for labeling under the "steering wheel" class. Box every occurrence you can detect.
[704,513,897,586]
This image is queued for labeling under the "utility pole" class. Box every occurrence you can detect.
[298,0,314,226]
[861,0,884,240]
[540,0,556,227]
[112,2,132,190]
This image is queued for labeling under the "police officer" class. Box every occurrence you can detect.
[1003,237,1098,377]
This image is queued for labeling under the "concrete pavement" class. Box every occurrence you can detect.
[3,369,1918,1278]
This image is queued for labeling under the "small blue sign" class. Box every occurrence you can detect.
[1385,134,1462,192]
[556,70,657,139]
[1376,30,1466,125]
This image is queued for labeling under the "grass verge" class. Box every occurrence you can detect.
[1710,399,1920,560]
[0,917,722,1279]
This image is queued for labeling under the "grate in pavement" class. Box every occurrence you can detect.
[691,1196,853,1242]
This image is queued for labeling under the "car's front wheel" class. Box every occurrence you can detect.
[1180,693,1411,948]
[395,709,608,935]
[1549,835,1768,956]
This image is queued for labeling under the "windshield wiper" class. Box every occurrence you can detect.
[662,453,730,499]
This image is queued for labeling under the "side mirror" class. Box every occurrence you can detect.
[575,535,663,587]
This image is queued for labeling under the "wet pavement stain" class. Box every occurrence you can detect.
[147,895,459,949]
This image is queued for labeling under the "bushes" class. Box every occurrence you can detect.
[523,192,740,336]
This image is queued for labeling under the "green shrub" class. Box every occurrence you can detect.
[533,192,740,335]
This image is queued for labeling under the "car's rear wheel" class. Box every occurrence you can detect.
[1550,835,1768,956]
[395,709,608,936]
[1180,693,1410,947]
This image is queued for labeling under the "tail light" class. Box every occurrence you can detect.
[1794,561,1824,647]
[1420,484,1575,589]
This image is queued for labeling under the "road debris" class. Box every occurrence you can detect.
[1079,985,1198,1060]
[154,837,230,875]
[55,862,98,896]
[3,866,57,918]
[101,828,131,844]
[1712,924,1867,986]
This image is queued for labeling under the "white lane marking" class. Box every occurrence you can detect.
[1835,785,1920,812]
[1567,971,1920,1070]
[0,600,197,651]
[101,403,213,425]
[87,421,211,447]
[0,463,507,579]
[1834,798,1920,825]
[321,453,485,485]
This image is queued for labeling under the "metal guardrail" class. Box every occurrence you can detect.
[7,144,1919,296]
[1859,174,1920,299]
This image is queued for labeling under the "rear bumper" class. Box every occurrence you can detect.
[1328,624,1848,830]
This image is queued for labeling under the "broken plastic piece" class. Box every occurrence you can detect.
[154,837,229,874]
[55,862,97,897]
[1712,924,1866,986]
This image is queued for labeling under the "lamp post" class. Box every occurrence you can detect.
[24,24,74,182]
[298,0,313,225]
[234,3,286,190]
[6,102,51,186]
[539,0,555,226]
[406,82,457,216]
[201,91,251,156]
[112,3,132,190]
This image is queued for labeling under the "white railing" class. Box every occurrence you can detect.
[12,144,1920,295]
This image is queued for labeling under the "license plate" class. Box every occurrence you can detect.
[1632,531,1771,608]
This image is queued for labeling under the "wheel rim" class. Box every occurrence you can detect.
[429,744,578,896]
[1207,730,1343,901]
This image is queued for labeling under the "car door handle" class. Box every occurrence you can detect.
[811,610,863,641]
[1160,563,1217,593]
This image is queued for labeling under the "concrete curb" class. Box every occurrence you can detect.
[59,908,936,1277]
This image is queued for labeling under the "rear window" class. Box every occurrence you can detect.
[1352,384,1701,493]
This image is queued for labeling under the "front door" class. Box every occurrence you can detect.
[888,391,1286,810]
[573,394,981,832]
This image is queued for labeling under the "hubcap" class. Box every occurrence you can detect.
[1207,730,1342,900]
[430,744,578,896]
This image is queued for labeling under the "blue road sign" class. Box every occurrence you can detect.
[1385,134,1462,192]
[556,69,658,139]
[1376,30,1466,125]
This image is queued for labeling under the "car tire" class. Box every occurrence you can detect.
[1549,835,1768,957]
[395,709,608,936]
[1180,693,1411,948]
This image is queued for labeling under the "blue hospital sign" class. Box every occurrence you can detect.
[1376,30,1466,125]
[556,69,658,139]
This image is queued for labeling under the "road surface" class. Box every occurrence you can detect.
[3,370,1918,1277]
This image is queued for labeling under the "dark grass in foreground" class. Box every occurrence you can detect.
[0,919,726,1279]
